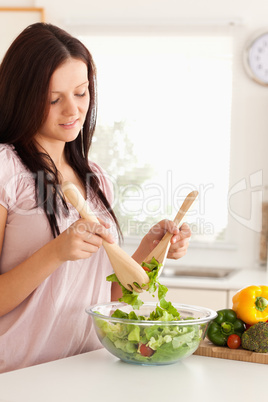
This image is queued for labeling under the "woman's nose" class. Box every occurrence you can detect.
[63,97,78,116]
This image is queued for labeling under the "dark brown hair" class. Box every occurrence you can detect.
[0,23,121,239]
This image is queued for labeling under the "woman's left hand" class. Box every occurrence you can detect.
[132,221,191,264]
[148,221,191,259]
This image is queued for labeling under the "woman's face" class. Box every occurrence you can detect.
[35,58,90,148]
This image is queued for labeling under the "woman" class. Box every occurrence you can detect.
[0,23,191,372]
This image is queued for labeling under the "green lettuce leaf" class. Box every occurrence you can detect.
[106,273,143,309]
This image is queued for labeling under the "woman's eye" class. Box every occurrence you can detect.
[51,98,59,105]
[50,90,87,104]
[76,91,86,97]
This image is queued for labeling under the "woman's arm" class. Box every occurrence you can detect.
[111,282,123,301]
[0,206,114,317]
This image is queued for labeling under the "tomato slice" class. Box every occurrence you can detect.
[140,343,155,357]
[227,334,241,349]
[142,265,151,272]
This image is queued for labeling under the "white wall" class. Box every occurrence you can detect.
[1,0,268,269]
[34,0,268,30]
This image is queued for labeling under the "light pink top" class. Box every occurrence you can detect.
[0,144,116,373]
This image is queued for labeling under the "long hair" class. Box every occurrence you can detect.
[0,23,121,239]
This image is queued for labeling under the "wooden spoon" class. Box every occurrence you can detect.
[142,191,199,276]
[62,181,149,293]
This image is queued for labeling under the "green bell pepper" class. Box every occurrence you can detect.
[207,309,245,346]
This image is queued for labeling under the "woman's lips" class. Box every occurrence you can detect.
[60,119,79,129]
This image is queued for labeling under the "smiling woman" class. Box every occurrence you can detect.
[0,22,191,373]
[0,23,122,373]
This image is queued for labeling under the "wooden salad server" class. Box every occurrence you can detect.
[142,191,199,276]
[62,181,149,293]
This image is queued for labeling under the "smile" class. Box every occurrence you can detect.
[60,119,79,129]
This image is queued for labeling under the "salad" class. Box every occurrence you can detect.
[92,258,202,364]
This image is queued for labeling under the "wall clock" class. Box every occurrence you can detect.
[244,31,268,85]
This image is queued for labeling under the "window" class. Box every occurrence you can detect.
[79,31,233,243]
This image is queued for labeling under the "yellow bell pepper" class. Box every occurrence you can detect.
[232,285,268,325]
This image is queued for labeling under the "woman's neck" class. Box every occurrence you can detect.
[34,137,66,169]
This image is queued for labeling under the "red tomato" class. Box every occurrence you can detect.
[142,265,151,272]
[140,343,155,357]
[227,334,241,349]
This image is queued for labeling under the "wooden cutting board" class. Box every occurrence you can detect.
[194,338,268,364]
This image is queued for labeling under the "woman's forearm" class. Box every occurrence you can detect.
[0,216,115,317]
[0,238,63,317]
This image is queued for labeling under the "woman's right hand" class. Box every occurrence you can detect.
[54,218,114,262]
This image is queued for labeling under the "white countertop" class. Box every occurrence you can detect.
[0,348,265,402]
[160,267,268,290]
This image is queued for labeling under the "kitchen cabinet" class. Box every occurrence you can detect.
[139,268,267,311]
[227,290,238,309]
[140,287,228,311]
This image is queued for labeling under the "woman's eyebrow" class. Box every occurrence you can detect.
[76,80,89,88]
[51,81,89,93]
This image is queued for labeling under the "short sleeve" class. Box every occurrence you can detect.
[0,144,33,211]
[0,145,18,209]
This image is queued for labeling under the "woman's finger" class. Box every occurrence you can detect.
[170,223,191,244]
[73,219,114,244]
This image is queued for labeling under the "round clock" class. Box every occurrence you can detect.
[244,30,268,85]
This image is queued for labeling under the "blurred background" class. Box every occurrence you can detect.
[0,1,267,280]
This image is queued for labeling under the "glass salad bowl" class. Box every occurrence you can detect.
[86,302,217,365]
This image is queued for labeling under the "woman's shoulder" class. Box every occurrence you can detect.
[88,160,114,203]
[0,144,27,209]
[88,160,106,177]
[0,144,28,181]
[0,143,17,167]
[0,143,16,156]
[0,144,20,164]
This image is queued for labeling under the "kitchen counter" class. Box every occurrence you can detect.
[0,348,265,402]
[160,267,268,290]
